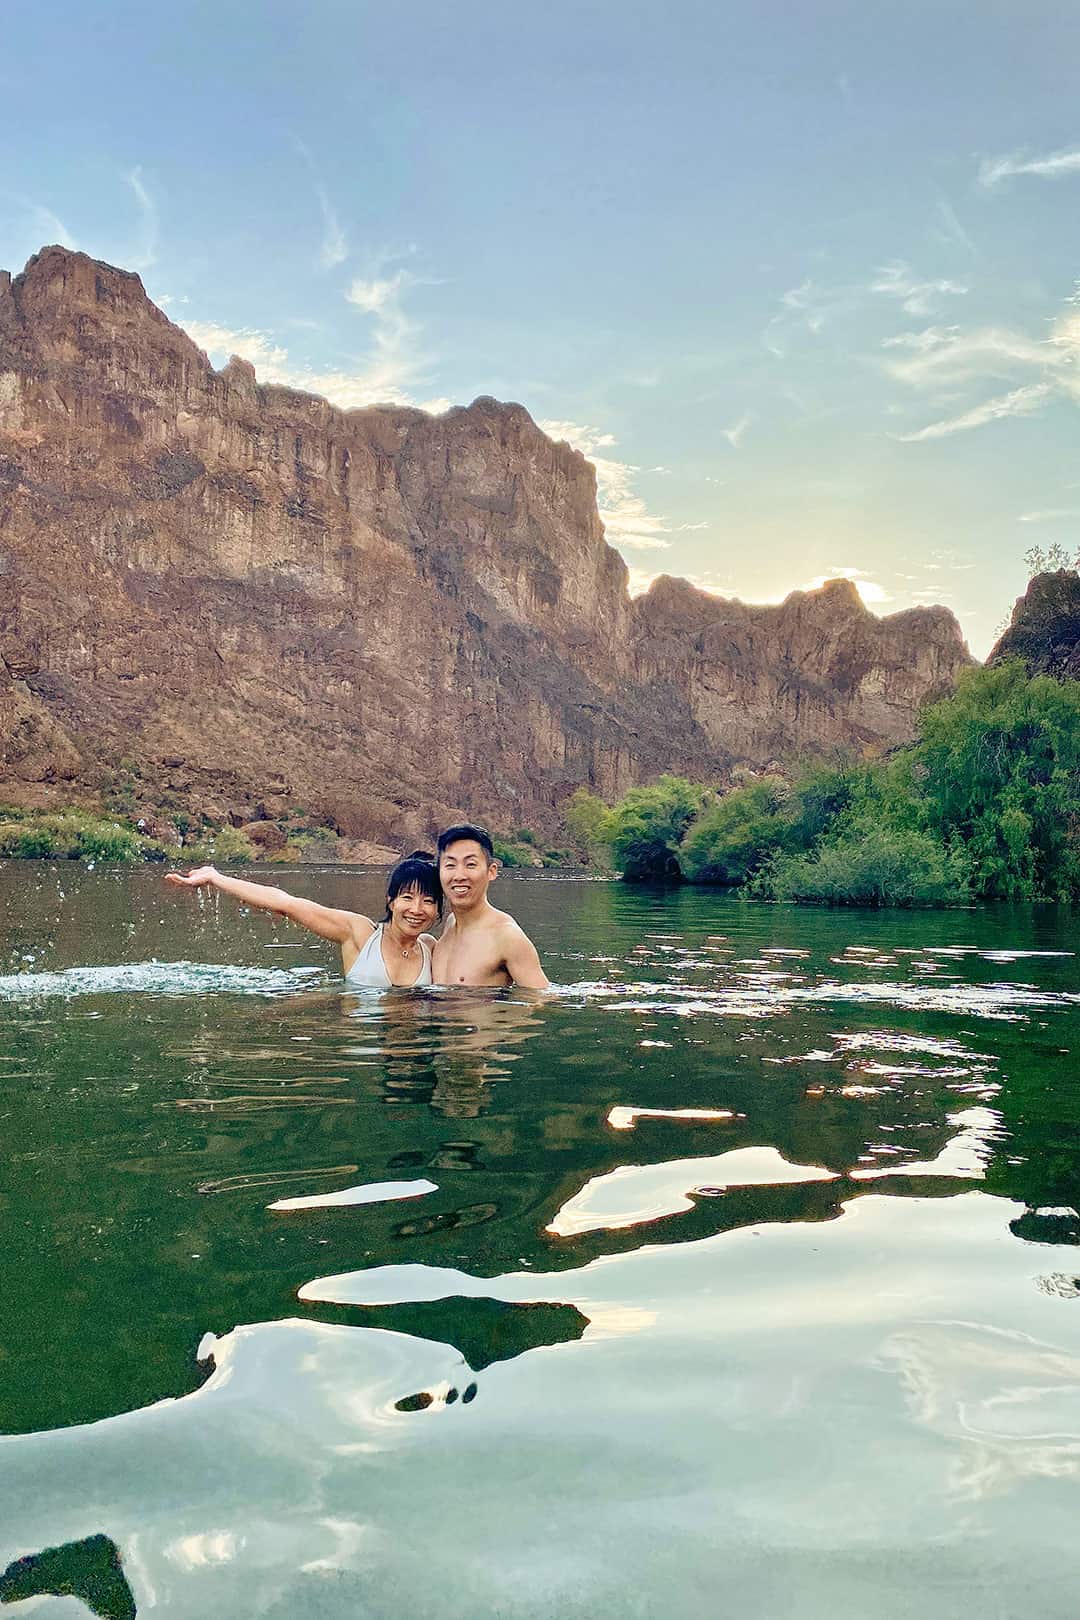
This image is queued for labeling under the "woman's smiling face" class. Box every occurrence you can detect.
[387,884,439,936]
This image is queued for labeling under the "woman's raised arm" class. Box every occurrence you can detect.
[165,866,373,946]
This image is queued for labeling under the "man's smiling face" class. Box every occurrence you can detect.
[438,839,496,911]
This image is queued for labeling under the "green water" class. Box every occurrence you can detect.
[1,865,1079,1618]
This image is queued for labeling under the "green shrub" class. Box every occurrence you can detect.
[73,819,142,862]
[680,776,790,885]
[563,787,614,868]
[765,822,968,907]
[0,819,65,858]
[290,825,336,852]
[492,837,537,868]
[784,761,859,851]
[606,775,706,880]
[917,661,1080,899]
[0,810,145,862]
[211,825,258,864]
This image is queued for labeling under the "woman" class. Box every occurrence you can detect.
[165,851,443,988]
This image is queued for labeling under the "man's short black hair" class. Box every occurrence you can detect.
[437,824,495,860]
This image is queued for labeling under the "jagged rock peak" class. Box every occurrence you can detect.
[989,570,1080,679]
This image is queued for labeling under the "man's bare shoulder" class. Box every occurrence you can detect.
[488,906,535,941]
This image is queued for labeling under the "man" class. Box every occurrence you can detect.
[432,824,550,989]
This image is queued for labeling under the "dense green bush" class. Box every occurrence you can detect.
[0,810,146,863]
[563,787,614,868]
[605,775,706,880]
[576,662,1080,906]
[679,777,790,884]
[916,661,1080,900]
[211,825,258,865]
[765,822,968,907]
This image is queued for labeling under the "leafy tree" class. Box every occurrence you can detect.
[680,776,790,884]
[783,760,858,851]
[563,787,614,867]
[606,775,706,880]
[916,661,1080,899]
[1024,542,1079,578]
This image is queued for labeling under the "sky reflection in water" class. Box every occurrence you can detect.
[0,865,1079,1618]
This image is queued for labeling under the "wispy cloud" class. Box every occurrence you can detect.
[720,412,751,448]
[1019,506,1080,523]
[934,195,977,256]
[179,268,442,410]
[762,279,846,357]
[316,187,346,269]
[180,321,289,374]
[125,166,158,271]
[344,269,430,401]
[929,548,976,571]
[881,325,960,353]
[29,203,77,249]
[979,145,1080,188]
[881,288,1080,442]
[295,139,347,269]
[894,381,1054,442]
[883,324,1051,386]
[1,191,78,251]
[870,261,968,317]
[538,419,684,550]
[764,258,965,359]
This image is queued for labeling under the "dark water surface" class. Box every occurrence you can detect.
[1,865,1079,1617]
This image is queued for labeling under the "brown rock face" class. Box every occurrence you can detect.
[0,247,973,840]
[988,571,1080,681]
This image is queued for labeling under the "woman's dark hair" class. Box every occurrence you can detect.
[383,850,444,920]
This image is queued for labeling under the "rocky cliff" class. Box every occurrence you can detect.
[0,247,973,843]
[988,571,1080,681]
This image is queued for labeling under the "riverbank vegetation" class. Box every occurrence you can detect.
[0,808,260,865]
[564,662,1080,906]
[3,663,1076,903]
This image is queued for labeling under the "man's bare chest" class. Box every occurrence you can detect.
[432,930,508,986]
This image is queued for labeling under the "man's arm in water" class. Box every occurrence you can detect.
[165,866,373,946]
[502,920,550,990]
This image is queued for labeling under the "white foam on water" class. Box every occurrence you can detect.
[0,960,327,1000]
[572,976,1080,1023]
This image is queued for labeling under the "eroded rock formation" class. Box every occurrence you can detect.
[989,570,1080,681]
[0,247,973,841]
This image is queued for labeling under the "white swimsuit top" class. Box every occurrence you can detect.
[344,924,434,989]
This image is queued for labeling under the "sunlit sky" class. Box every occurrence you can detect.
[5,1,1080,655]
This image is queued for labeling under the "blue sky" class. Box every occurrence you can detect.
[5,0,1080,654]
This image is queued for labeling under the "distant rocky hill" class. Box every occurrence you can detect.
[0,247,973,843]
[989,571,1080,681]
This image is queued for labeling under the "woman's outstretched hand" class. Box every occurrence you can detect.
[164,866,219,889]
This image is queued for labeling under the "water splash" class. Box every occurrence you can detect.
[0,960,327,1001]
